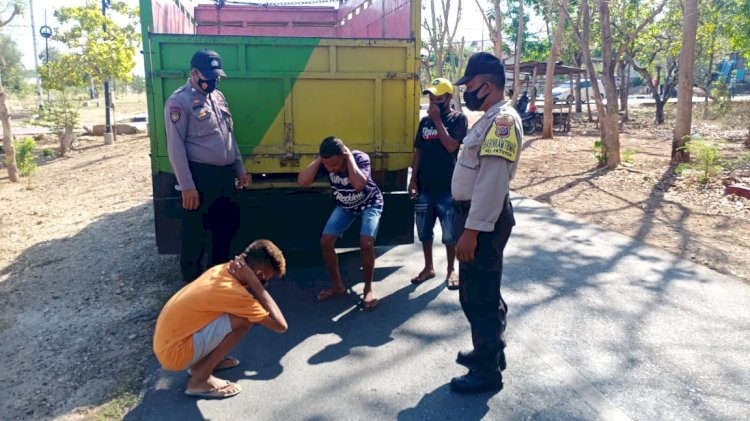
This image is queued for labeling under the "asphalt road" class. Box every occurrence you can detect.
[129,195,750,421]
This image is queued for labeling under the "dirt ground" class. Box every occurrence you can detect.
[0,101,748,420]
[0,133,179,420]
[511,103,750,281]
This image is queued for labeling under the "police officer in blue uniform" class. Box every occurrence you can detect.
[450,52,523,393]
[164,49,249,283]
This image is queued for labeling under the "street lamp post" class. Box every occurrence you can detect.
[102,0,113,145]
[39,22,52,103]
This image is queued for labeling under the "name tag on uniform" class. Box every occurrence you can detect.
[480,114,518,161]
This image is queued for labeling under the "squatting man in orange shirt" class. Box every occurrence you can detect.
[152,239,288,399]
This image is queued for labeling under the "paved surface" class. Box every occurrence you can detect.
[129,195,750,421]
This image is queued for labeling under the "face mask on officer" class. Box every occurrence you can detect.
[463,82,488,111]
[192,69,219,94]
[197,77,218,94]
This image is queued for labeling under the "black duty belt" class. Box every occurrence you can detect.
[453,195,510,214]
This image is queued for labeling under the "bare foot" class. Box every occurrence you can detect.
[317,286,346,301]
[362,291,379,311]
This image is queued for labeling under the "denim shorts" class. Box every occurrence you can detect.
[322,205,382,238]
[414,190,456,245]
[188,313,232,368]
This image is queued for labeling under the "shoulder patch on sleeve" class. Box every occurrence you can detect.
[480,114,518,161]
[169,106,181,123]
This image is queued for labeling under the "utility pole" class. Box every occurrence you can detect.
[102,0,113,145]
[29,0,43,109]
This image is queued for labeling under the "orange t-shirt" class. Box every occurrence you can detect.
[153,264,270,370]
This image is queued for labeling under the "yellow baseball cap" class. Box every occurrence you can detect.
[423,78,455,96]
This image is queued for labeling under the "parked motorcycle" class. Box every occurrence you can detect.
[515,92,540,135]
[520,106,541,135]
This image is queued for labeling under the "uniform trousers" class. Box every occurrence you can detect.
[180,161,240,282]
[454,195,515,372]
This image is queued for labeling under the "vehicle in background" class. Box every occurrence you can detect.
[140,0,419,253]
[548,79,605,104]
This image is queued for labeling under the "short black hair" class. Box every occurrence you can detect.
[243,239,286,278]
[480,72,506,92]
[319,136,346,158]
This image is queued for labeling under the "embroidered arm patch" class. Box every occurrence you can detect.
[169,106,181,123]
[480,114,519,161]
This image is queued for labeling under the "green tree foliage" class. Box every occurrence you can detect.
[14,137,37,177]
[630,0,682,124]
[676,136,722,184]
[0,33,30,95]
[42,97,79,155]
[504,0,550,61]
[39,0,140,91]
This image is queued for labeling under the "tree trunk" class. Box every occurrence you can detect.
[511,0,524,106]
[492,0,503,59]
[542,0,568,139]
[0,85,18,182]
[599,0,621,169]
[703,49,714,115]
[673,0,699,163]
[59,124,74,156]
[655,100,666,125]
[619,61,629,122]
[452,37,466,111]
[574,52,583,113]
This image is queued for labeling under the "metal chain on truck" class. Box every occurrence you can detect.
[214,0,225,34]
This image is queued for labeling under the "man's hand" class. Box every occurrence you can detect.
[456,230,478,262]
[181,189,200,210]
[427,103,441,123]
[342,145,351,158]
[408,178,418,200]
[228,254,266,290]
[237,174,250,189]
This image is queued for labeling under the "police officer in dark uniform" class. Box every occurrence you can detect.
[164,49,249,282]
[450,52,523,393]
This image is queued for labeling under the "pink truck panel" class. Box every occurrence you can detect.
[194,0,413,39]
[338,0,411,38]
[149,0,195,34]
[195,5,337,37]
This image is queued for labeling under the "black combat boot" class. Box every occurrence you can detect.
[450,368,503,394]
[456,348,507,371]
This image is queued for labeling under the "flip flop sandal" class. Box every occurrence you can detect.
[184,382,241,399]
[446,273,460,290]
[410,272,436,284]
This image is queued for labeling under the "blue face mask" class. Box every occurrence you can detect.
[197,77,218,93]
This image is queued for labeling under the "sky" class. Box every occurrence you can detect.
[5,0,546,76]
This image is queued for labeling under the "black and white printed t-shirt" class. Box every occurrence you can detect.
[319,150,384,213]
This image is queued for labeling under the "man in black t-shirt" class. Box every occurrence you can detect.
[408,78,469,290]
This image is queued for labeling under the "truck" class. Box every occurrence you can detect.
[139,0,420,253]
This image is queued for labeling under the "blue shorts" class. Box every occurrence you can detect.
[414,190,456,245]
[322,206,382,238]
